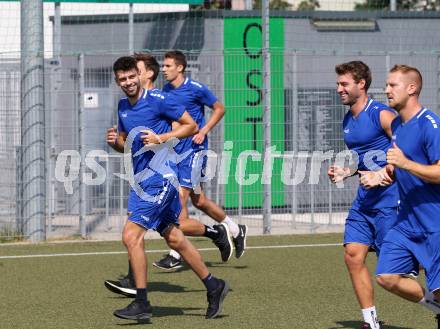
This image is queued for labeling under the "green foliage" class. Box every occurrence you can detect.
[191,0,231,10]
[253,0,293,10]
[0,225,24,243]
[355,0,388,10]
[355,0,440,10]
[297,0,320,10]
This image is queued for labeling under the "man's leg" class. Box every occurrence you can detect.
[104,213,136,297]
[345,243,373,307]
[376,229,440,328]
[344,206,383,329]
[113,221,152,321]
[190,189,247,258]
[344,243,380,328]
[104,260,136,298]
[376,274,440,317]
[434,290,440,329]
[163,225,229,319]
[377,274,424,301]
[153,187,233,268]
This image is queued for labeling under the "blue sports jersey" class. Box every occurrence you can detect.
[117,89,185,198]
[391,108,440,233]
[343,98,399,210]
[163,77,217,154]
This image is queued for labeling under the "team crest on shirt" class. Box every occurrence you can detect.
[344,129,350,134]
[121,112,128,118]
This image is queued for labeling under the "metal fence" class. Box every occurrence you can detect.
[2,47,439,241]
[2,5,440,241]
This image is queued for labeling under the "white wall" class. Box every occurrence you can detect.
[0,2,189,58]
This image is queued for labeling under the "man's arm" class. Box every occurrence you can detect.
[387,143,440,184]
[327,165,357,183]
[380,109,397,139]
[193,101,225,145]
[106,126,126,153]
[141,111,198,145]
[359,165,395,189]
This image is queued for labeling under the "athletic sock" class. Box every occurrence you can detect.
[419,290,440,314]
[169,249,181,260]
[135,288,148,303]
[222,216,239,238]
[202,273,220,293]
[203,225,220,241]
[127,260,134,281]
[362,306,380,328]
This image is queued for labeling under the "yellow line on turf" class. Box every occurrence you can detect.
[0,243,341,259]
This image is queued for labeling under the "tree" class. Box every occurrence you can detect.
[355,0,440,11]
[297,0,320,10]
[253,0,293,10]
[191,0,231,10]
[355,0,388,10]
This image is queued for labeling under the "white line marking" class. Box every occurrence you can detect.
[0,243,341,260]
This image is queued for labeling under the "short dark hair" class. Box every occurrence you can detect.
[113,56,138,75]
[390,64,423,95]
[164,50,187,72]
[335,61,372,91]
[134,52,160,82]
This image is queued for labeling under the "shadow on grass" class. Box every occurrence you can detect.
[148,281,204,293]
[330,320,414,329]
[147,280,234,295]
[115,305,206,325]
[105,281,205,298]
[153,261,248,274]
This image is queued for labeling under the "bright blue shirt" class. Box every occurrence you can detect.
[117,89,185,196]
[163,77,217,154]
[343,98,399,210]
[392,108,440,233]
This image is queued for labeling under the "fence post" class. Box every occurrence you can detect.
[291,51,298,229]
[262,0,271,234]
[21,0,46,242]
[78,53,86,238]
[128,3,134,54]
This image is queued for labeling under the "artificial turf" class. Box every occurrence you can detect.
[0,234,434,329]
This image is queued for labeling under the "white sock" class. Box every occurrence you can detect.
[169,249,181,260]
[222,216,239,238]
[419,290,440,314]
[362,307,380,329]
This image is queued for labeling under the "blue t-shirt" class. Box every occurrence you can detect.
[391,108,440,233]
[117,89,185,196]
[163,77,217,154]
[343,98,399,210]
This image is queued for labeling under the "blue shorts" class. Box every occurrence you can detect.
[376,227,440,292]
[343,207,398,254]
[177,150,207,190]
[128,181,181,236]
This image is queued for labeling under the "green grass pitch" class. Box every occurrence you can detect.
[0,234,434,328]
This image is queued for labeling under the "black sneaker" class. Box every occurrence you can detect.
[104,275,136,298]
[212,223,233,262]
[113,300,153,322]
[233,224,248,258]
[152,254,183,271]
[436,314,440,329]
[205,279,229,319]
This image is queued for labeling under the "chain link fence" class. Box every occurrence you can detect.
[1,6,440,241]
